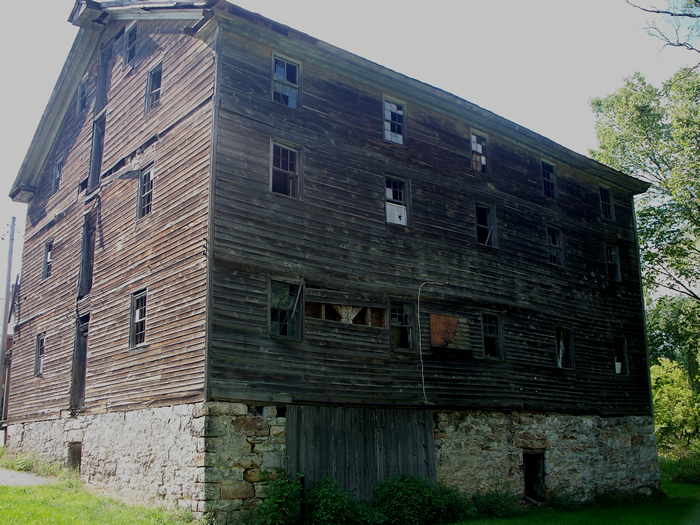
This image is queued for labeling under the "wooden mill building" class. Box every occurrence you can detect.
[3,0,659,521]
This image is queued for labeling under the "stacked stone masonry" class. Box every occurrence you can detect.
[5,403,659,523]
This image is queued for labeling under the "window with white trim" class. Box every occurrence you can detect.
[385,176,408,225]
[130,289,147,347]
[271,143,300,198]
[384,99,405,145]
[138,166,154,219]
[273,56,299,109]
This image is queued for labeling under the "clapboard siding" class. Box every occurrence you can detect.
[208,14,649,416]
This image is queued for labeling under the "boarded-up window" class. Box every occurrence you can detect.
[430,314,458,347]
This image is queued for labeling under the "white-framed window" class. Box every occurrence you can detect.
[546,226,563,266]
[471,132,488,173]
[138,165,154,219]
[43,240,53,279]
[482,312,503,359]
[273,56,300,109]
[542,160,556,199]
[146,62,162,112]
[34,333,46,377]
[53,156,64,194]
[130,289,147,347]
[383,98,405,145]
[605,244,621,281]
[555,326,574,369]
[124,22,138,66]
[600,187,614,220]
[269,278,303,340]
[271,142,301,198]
[390,302,413,350]
[385,176,408,225]
[475,203,496,247]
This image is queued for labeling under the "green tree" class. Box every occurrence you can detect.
[590,68,700,299]
[651,358,700,450]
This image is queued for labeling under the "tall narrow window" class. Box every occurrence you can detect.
[482,313,503,359]
[146,63,162,112]
[547,226,563,265]
[95,46,112,114]
[78,214,96,299]
[385,176,408,225]
[271,144,299,198]
[270,279,302,340]
[125,23,137,66]
[384,99,405,145]
[471,133,488,173]
[555,326,574,369]
[475,203,496,246]
[43,240,53,279]
[614,336,628,375]
[88,115,106,192]
[34,333,45,377]
[138,166,154,218]
[130,290,147,347]
[273,56,299,109]
[78,78,89,112]
[542,161,556,199]
[600,187,614,220]
[53,157,63,194]
[606,244,621,281]
[390,303,413,350]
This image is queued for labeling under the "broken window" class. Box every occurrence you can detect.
[95,45,111,114]
[606,244,620,282]
[273,56,299,109]
[271,143,300,198]
[43,240,53,279]
[125,22,137,66]
[270,279,302,340]
[542,161,556,199]
[384,99,405,145]
[138,166,154,218]
[305,302,386,327]
[88,114,106,192]
[78,78,89,113]
[614,336,628,375]
[53,157,63,195]
[385,176,408,225]
[482,312,503,358]
[555,326,574,369]
[475,203,496,246]
[600,187,614,220]
[471,133,488,173]
[146,63,162,112]
[523,452,545,502]
[546,226,563,265]
[390,303,413,349]
[130,289,147,347]
[78,214,97,299]
[34,333,45,377]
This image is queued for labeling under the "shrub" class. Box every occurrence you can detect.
[307,477,384,525]
[254,469,303,525]
[472,488,523,518]
[373,473,474,525]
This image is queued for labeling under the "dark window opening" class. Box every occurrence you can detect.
[88,115,106,192]
[390,303,413,349]
[556,326,574,369]
[95,46,111,114]
[606,244,621,282]
[547,226,563,265]
[542,161,555,198]
[43,240,53,279]
[471,133,488,173]
[68,442,82,471]
[272,144,298,197]
[273,57,299,109]
[482,313,502,358]
[138,166,154,218]
[78,79,89,112]
[615,336,628,375]
[305,302,386,327]
[78,214,97,299]
[524,452,545,502]
[270,280,302,340]
[53,157,63,194]
[125,23,137,66]
[146,63,162,112]
[130,290,147,347]
[70,315,89,410]
[600,187,614,220]
[385,177,407,225]
[384,100,405,144]
[34,333,45,377]
[476,204,495,246]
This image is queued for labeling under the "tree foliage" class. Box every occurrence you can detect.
[590,68,700,298]
[651,358,700,450]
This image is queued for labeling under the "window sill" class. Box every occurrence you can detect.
[129,344,149,353]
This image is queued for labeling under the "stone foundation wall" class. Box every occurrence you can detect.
[5,401,286,523]
[434,411,660,500]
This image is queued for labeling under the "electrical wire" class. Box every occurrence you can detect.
[417,281,446,405]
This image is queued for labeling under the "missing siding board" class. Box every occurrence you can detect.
[305,302,386,327]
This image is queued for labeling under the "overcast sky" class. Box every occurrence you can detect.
[0,0,694,310]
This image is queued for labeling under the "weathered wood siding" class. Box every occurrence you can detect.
[209,11,650,416]
[9,19,215,422]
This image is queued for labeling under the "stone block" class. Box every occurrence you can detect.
[221,481,255,500]
[262,452,282,469]
[631,435,644,446]
[244,469,265,483]
[233,417,269,437]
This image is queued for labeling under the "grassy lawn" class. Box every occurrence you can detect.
[453,482,700,525]
[0,478,196,525]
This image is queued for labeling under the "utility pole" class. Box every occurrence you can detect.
[0,217,15,425]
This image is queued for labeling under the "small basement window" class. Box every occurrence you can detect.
[482,312,503,359]
[542,161,556,199]
[605,244,621,282]
[390,303,413,350]
[270,279,303,340]
[384,99,405,145]
[271,143,300,198]
[614,336,628,375]
[386,176,408,225]
[555,326,574,369]
[475,203,495,246]
[273,56,300,109]
[471,132,488,173]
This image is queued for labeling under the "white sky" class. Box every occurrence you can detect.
[0,0,694,310]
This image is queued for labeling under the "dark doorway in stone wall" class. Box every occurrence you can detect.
[68,442,82,472]
[523,451,545,502]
